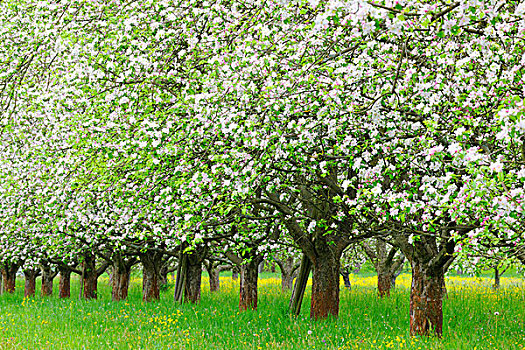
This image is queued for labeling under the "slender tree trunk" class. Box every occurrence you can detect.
[41,264,55,297]
[377,270,393,297]
[290,254,311,316]
[2,263,19,294]
[493,267,500,290]
[239,258,259,311]
[310,252,340,320]
[112,263,131,302]
[409,261,445,337]
[174,255,187,303]
[0,272,3,295]
[58,267,71,299]
[82,255,98,300]
[24,270,38,298]
[184,260,202,303]
[140,251,163,302]
[341,270,351,289]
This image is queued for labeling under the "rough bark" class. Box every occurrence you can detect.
[1,263,20,294]
[409,261,445,337]
[112,262,131,302]
[82,254,99,300]
[276,257,296,292]
[206,264,221,292]
[377,270,394,297]
[362,239,405,298]
[184,259,202,303]
[58,267,72,299]
[239,258,260,311]
[41,263,57,297]
[160,263,169,287]
[140,250,163,302]
[310,251,341,320]
[24,269,39,298]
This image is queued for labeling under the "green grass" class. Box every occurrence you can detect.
[0,274,523,349]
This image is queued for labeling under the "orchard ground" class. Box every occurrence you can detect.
[0,272,524,350]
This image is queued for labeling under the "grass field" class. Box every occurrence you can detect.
[0,273,523,349]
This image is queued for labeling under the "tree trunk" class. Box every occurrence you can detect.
[493,266,500,290]
[377,270,393,297]
[174,256,187,303]
[258,260,264,273]
[232,266,239,280]
[409,261,445,337]
[341,270,351,290]
[290,254,311,316]
[207,265,221,292]
[41,264,55,297]
[82,254,98,300]
[58,267,71,299]
[160,263,169,287]
[140,251,163,302]
[239,258,260,311]
[24,270,38,298]
[310,252,340,320]
[280,257,295,292]
[184,260,202,303]
[1,263,19,294]
[112,263,131,302]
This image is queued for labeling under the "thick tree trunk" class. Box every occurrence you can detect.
[409,261,445,337]
[112,263,131,302]
[207,265,220,292]
[239,258,259,311]
[41,264,55,297]
[377,270,393,297]
[140,251,163,302]
[2,263,19,294]
[310,253,340,320]
[160,263,169,287]
[184,260,202,303]
[82,254,98,300]
[280,257,295,292]
[232,266,239,280]
[258,260,265,273]
[24,270,38,298]
[58,267,71,299]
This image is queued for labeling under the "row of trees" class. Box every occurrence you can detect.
[0,0,524,338]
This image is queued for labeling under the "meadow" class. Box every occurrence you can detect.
[0,273,523,349]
